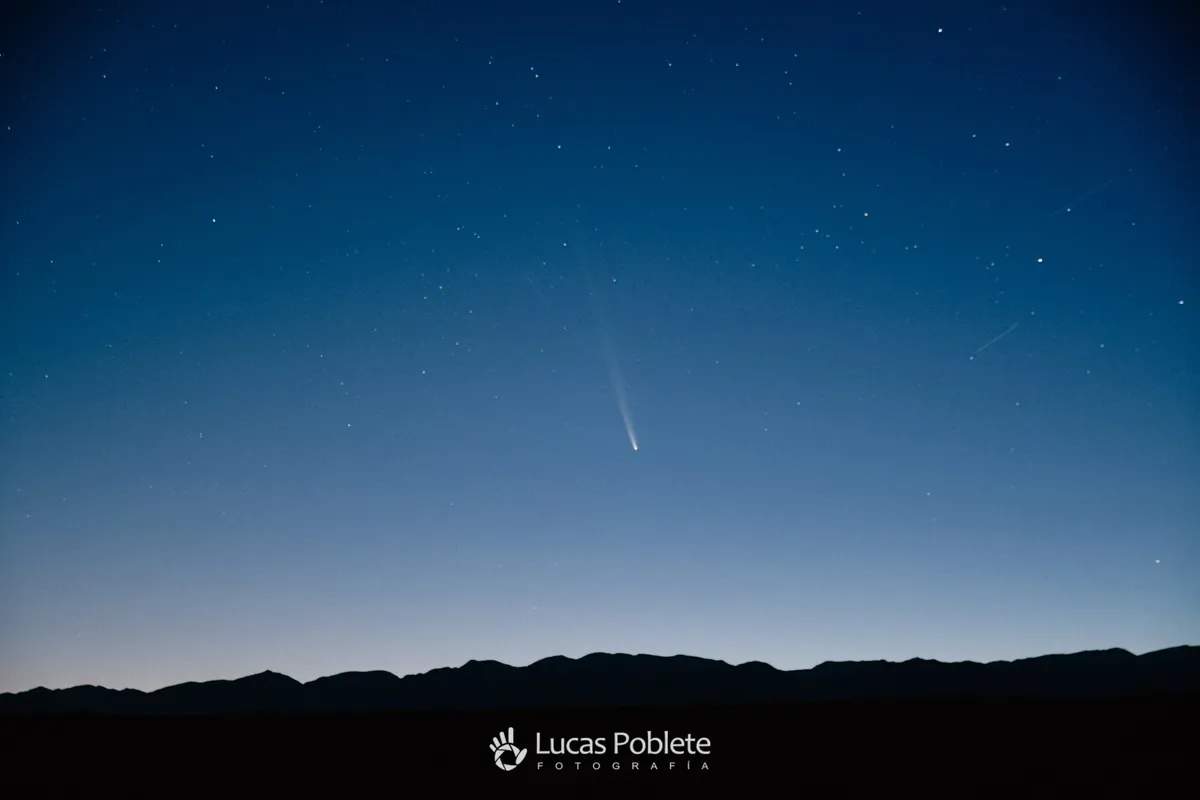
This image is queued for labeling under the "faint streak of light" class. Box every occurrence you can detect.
[970,321,1020,359]
[522,269,549,306]
[1049,177,1115,218]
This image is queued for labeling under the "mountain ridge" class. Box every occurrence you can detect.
[4,644,1196,716]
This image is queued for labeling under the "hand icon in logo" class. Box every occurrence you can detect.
[490,727,528,771]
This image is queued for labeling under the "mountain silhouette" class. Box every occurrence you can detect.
[3,645,1196,716]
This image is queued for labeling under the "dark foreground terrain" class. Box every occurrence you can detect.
[3,646,1196,788]
[3,645,1196,715]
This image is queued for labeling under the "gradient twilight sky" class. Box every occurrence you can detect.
[1,0,1197,694]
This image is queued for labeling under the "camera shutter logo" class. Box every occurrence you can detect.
[490,727,528,771]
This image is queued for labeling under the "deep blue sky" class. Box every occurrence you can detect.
[2,0,1196,693]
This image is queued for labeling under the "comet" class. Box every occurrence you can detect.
[601,328,639,452]
[580,254,639,452]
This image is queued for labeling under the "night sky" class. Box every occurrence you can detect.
[2,1,1197,694]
